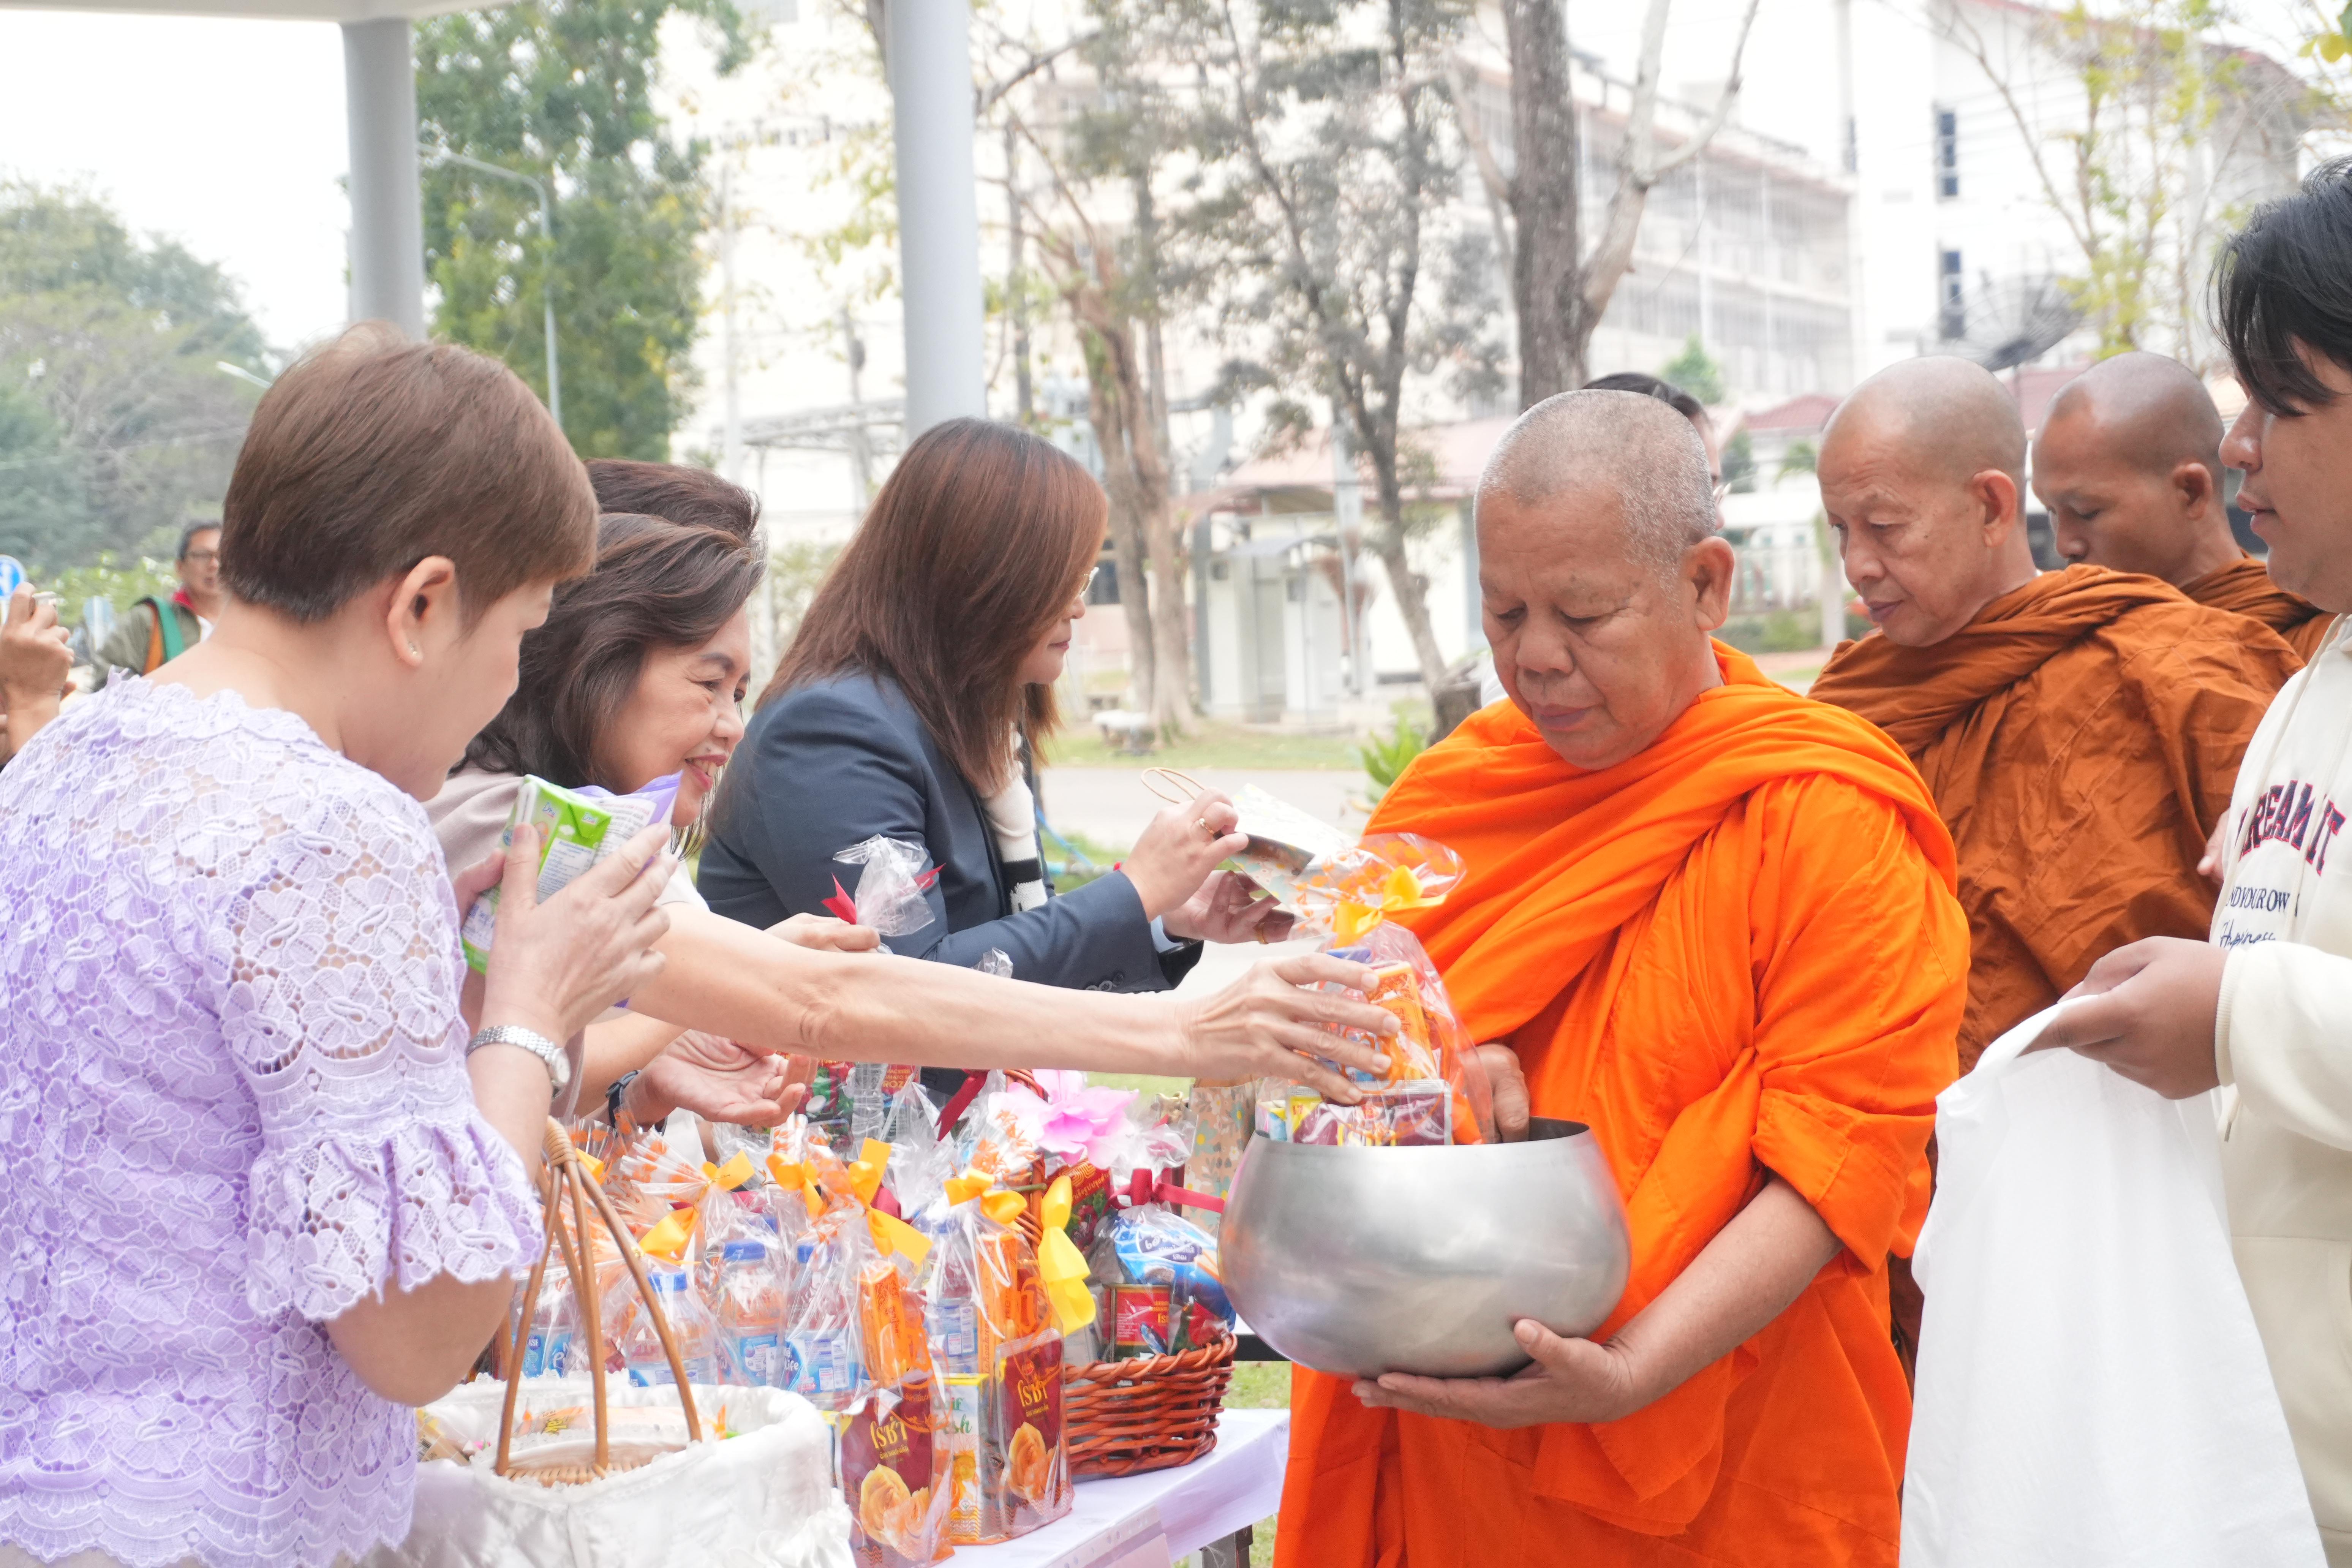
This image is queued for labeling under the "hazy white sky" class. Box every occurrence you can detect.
[1,9,352,347]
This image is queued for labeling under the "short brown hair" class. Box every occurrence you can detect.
[220,324,596,623]
[587,460,760,544]
[763,418,1103,793]
[464,511,763,789]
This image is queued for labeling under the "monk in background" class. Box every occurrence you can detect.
[1808,357,2297,1071]
[2035,350,2334,658]
[1277,391,1968,1567]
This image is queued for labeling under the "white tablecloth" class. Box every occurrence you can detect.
[953,1409,1289,1568]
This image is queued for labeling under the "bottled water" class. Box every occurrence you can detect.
[517,1276,576,1379]
[713,1238,785,1386]
[623,1266,720,1388]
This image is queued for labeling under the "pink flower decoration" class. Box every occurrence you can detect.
[998,1070,1136,1166]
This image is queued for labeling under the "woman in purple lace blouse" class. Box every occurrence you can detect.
[0,330,677,1568]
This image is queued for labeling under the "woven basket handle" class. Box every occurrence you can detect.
[494,1120,707,1479]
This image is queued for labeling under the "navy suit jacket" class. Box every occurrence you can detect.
[697,670,1198,992]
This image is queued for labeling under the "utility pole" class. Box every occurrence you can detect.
[1005,119,1034,425]
[719,156,743,485]
[1331,407,1367,699]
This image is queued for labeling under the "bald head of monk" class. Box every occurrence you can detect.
[1819,356,2036,647]
[2031,352,2239,587]
[1477,389,1736,770]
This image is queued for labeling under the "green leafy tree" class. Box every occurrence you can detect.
[1659,334,1725,405]
[1175,0,1505,693]
[416,0,754,459]
[0,182,266,573]
[1721,427,1755,493]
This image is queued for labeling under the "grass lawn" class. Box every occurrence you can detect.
[1043,721,1367,771]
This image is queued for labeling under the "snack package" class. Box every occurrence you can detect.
[460,773,679,971]
[1255,1080,1452,1147]
[1109,1207,1233,1327]
[989,1331,1070,1535]
[1185,1082,1256,1239]
[1220,782,1356,910]
[843,1372,952,1568]
[924,1195,1073,1543]
[1252,832,1496,1146]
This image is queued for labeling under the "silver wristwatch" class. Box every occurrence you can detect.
[468,1024,571,1094]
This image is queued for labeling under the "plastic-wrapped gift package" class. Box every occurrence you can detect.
[1252,831,1495,1148]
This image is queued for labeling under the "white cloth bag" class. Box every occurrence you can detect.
[366,1381,854,1568]
[1902,1006,2324,1566]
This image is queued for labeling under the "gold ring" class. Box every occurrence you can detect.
[1196,816,1213,837]
[1255,925,1272,944]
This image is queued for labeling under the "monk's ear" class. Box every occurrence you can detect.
[1687,536,1737,632]
[2173,459,2217,515]
[1971,469,2022,544]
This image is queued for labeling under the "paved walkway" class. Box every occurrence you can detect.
[1038,765,1364,994]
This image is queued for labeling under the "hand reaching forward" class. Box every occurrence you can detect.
[766,912,883,953]
[1170,953,1399,1101]
[627,1031,813,1126]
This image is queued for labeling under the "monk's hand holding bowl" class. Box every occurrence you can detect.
[2029,936,2227,1099]
[1170,954,1398,1100]
[1469,1044,1532,1141]
[1353,1320,1646,1429]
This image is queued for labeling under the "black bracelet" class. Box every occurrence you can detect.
[606,1069,641,1127]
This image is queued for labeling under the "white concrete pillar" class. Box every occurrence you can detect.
[343,18,426,339]
[886,0,986,434]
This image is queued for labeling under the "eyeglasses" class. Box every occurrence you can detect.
[183,550,220,566]
[1710,477,1732,503]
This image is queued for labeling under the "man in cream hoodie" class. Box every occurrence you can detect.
[2039,158,2352,1562]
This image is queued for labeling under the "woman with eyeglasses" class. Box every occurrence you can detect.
[697,418,1291,1012]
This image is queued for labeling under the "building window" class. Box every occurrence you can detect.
[1935,107,1959,199]
[1939,250,1966,340]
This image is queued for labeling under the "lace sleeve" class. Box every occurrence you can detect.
[224,782,544,1323]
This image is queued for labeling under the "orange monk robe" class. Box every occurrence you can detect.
[1809,562,2298,1069]
[1277,645,1969,1568]
[2182,554,2336,663]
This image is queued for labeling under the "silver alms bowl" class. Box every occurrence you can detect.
[1220,1117,1631,1379]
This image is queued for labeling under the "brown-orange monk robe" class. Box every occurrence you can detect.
[1810,563,2300,1069]
[2182,555,2336,663]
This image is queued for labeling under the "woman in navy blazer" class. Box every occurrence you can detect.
[697,418,1288,995]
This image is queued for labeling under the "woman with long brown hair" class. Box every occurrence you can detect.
[699,418,1285,994]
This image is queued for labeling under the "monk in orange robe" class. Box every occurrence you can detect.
[1277,390,1969,1568]
[2033,349,2334,659]
[1808,356,2297,1070]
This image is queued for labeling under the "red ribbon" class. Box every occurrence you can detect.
[819,867,942,925]
[1116,1168,1227,1215]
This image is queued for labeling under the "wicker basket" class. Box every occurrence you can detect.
[1063,1334,1235,1478]
[494,1119,708,1485]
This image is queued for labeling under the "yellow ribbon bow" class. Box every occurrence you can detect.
[1036,1174,1096,1335]
[1330,863,1445,946]
[766,1154,823,1219]
[837,1138,933,1267]
[640,1151,756,1260]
